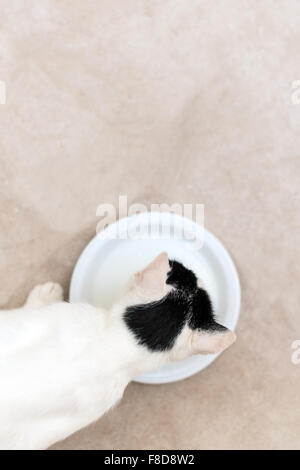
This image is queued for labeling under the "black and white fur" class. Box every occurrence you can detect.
[0,253,236,450]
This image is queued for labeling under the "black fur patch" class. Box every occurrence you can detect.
[188,289,219,331]
[166,260,198,291]
[124,259,222,352]
[124,291,190,351]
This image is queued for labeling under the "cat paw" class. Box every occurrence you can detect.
[25,282,64,308]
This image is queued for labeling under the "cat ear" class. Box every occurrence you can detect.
[134,252,170,297]
[191,324,236,355]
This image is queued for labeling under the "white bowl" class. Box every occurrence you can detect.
[70,212,241,384]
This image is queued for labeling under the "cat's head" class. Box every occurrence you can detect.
[123,252,236,362]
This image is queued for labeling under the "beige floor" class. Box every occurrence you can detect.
[1,1,300,450]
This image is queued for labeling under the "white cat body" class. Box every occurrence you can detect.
[0,299,165,450]
[0,253,236,450]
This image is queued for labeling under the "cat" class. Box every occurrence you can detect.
[0,252,236,450]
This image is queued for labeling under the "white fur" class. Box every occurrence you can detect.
[0,254,235,450]
[0,282,169,450]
